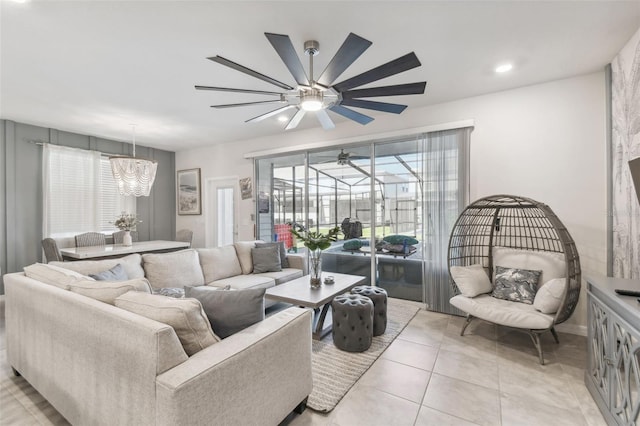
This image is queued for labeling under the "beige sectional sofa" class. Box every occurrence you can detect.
[4,241,312,425]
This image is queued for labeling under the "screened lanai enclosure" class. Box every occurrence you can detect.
[254,127,471,313]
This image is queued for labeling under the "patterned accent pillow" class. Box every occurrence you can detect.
[491,266,541,304]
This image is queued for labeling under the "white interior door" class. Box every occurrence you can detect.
[206,177,239,247]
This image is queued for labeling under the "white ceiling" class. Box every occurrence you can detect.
[1,1,639,152]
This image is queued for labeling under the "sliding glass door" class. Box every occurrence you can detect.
[254,128,471,313]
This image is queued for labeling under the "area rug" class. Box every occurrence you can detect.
[307,298,421,412]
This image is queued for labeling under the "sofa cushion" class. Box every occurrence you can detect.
[493,247,565,285]
[209,274,275,291]
[69,278,152,305]
[185,286,266,339]
[450,264,492,297]
[383,235,419,245]
[251,246,281,273]
[115,291,219,356]
[89,263,128,281]
[255,241,289,268]
[491,266,541,305]
[24,263,93,290]
[234,240,264,274]
[534,278,566,314]
[142,249,205,290]
[450,294,554,330]
[254,268,303,285]
[197,246,243,283]
[50,253,145,279]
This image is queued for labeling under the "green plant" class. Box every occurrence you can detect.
[290,226,341,251]
[113,212,142,231]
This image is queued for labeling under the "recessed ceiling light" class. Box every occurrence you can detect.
[10,0,30,3]
[277,115,288,122]
[495,63,513,73]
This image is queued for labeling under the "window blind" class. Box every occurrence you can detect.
[43,144,136,238]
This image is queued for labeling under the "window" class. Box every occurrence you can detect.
[43,144,135,238]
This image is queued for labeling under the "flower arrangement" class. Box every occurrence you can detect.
[290,225,340,288]
[113,212,142,231]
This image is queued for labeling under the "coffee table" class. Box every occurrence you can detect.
[265,272,367,340]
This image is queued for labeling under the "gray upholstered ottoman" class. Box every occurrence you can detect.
[331,294,374,352]
[352,285,388,336]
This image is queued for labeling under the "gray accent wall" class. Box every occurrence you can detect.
[0,120,176,293]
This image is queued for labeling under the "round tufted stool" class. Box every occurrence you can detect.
[351,286,388,336]
[331,294,374,352]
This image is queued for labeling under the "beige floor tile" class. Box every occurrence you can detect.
[0,381,40,426]
[433,349,499,390]
[440,333,498,362]
[331,384,420,426]
[568,378,608,426]
[498,355,580,411]
[357,358,431,403]
[500,391,588,426]
[414,406,481,426]
[422,374,500,426]
[397,311,449,347]
[380,338,439,371]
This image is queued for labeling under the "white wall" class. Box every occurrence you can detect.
[177,71,607,331]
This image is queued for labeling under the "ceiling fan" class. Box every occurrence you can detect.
[195,32,427,130]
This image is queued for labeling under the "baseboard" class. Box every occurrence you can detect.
[555,323,587,336]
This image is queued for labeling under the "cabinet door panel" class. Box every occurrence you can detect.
[610,310,640,425]
[589,296,611,407]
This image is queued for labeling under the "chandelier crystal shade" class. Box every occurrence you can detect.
[109,126,158,197]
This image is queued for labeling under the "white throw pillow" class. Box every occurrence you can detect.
[198,246,243,282]
[450,264,493,297]
[533,278,566,314]
[69,278,152,305]
[142,249,205,289]
[50,253,144,279]
[115,291,219,356]
[233,240,264,275]
[24,263,94,290]
[492,247,566,284]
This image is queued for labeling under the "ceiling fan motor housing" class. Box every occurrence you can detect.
[304,40,320,56]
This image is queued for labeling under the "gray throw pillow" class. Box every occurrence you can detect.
[185,286,265,339]
[251,246,282,273]
[89,263,128,281]
[491,266,541,304]
[255,241,289,268]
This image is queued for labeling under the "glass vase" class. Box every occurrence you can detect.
[309,249,322,289]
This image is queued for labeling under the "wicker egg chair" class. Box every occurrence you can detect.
[447,194,581,364]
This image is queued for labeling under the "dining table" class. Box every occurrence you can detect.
[59,240,190,261]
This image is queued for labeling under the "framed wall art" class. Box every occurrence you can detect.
[177,168,201,215]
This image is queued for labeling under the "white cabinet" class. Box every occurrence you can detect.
[586,276,640,425]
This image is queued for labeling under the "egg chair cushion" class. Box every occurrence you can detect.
[450,264,492,297]
[493,247,566,285]
[450,294,554,330]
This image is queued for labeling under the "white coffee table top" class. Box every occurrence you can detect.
[265,272,367,309]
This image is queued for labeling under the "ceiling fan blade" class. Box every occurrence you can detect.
[208,55,294,91]
[341,82,426,99]
[333,52,421,92]
[195,85,284,96]
[265,33,309,87]
[317,33,372,87]
[245,105,295,123]
[340,98,407,114]
[329,105,374,125]
[211,100,285,109]
[316,109,336,130]
[285,108,306,130]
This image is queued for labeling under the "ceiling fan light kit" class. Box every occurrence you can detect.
[196,32,427,130]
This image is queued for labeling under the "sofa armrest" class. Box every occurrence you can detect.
[286,253,308,275]
[155,307,312,426]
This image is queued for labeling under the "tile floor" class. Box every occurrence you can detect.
[0,296,606,426]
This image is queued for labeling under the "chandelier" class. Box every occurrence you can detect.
[109,125,158,197]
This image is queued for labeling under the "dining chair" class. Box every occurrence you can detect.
[75,232,106,247]
[112,230,139,244]
[176,229,193,247]
[41,238,64,263]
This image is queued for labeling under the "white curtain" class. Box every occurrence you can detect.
[423,128,471,314]
[43,144,135,238]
